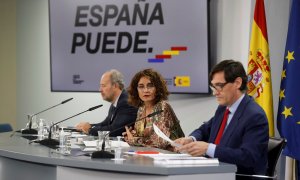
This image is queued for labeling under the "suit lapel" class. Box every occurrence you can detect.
[110,91,125,122]
[219,95,250,145]
[210,107,227,143]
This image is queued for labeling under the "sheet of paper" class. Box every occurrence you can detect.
[136,152,219,165]
[152,124,182,147]
[111,140,130,148]
[83,140,97,147]
[82,147,97,152]
[148,153,219,165]
[153,158,219,165]
[141,153,191,159]
[83,140,130,148]
[70,133,87,138]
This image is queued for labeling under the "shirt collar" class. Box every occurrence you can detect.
[112,91,122,107]
[228,93,245,115]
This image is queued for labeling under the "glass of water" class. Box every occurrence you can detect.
[26,114,37,129]
[97,131,110,150]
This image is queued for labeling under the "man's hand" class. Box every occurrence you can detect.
[75,122,91,134]
[176,141,209,156]
[174,137,194,146]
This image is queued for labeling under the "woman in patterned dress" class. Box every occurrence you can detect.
[123,68,184,151]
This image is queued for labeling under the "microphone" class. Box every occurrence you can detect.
[35,104,103,149]
[91,110,164,158]
[22,98,74,134]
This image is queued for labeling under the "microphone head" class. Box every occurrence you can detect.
[61,98,74,104]
[88,104,103,111]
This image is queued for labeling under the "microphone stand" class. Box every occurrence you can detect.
[35,104,103,149]
[22,98,74,134]
[91,110,163,158]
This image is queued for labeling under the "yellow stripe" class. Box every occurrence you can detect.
[249,21,269,50]
[163,50,179,55]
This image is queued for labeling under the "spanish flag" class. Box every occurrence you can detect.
[174,76,190,87]
[247,0,274,136]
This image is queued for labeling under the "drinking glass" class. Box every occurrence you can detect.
[26,114,37,129]
[97,131,110,150]
[50,122,59,139]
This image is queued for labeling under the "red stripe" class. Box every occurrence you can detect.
[171,46,187,51]
[253,0,268,41]
[156,55,171,59]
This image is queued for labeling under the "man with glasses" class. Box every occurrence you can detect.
[175,60,269,178]
[76,69,138,137]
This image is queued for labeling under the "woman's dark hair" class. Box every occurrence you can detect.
[128,68,169,107]
[209,60,248,91]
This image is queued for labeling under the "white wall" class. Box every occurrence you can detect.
[265,0,291,126]
[16,0,290,137]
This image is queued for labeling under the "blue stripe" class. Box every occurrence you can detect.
[148,59,164,63]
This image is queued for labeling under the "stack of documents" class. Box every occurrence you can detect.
[145,153,219,165]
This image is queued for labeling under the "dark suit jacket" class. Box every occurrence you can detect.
[89,90,138,137]
[190,94,269,175]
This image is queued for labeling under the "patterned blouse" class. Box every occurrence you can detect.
[127,100,185,151]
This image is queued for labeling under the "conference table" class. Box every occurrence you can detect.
[0,133,236,180]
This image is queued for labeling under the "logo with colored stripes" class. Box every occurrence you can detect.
[148,46,187,63]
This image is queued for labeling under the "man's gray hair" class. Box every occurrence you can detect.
[109,69,125,90]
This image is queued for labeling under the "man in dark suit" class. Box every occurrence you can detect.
[175,60,269,178]
[76,69,138,137]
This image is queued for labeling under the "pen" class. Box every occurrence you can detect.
[135,151,159,154]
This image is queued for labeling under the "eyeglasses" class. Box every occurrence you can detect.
[137,83,155,91]
[210,82,229,92]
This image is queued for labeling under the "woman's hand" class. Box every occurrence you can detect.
[123,126,133,142]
